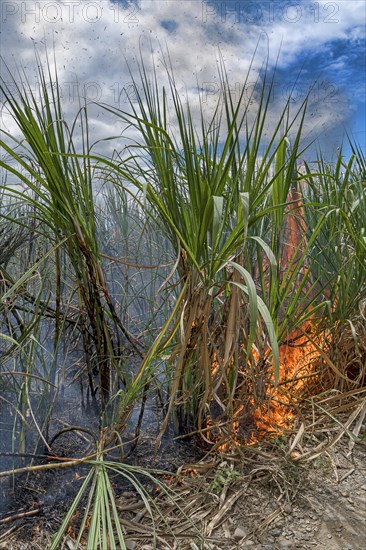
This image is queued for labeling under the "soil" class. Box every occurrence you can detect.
[220,440,366,550]
[1,360,365,549]
[0,433,365,549]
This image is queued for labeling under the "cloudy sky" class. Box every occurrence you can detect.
[1,0,365,162]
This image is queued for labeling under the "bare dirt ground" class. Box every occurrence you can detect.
[217,440,366,550]
[1,433,365,550]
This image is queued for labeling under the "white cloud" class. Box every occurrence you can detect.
[0,0,364,159]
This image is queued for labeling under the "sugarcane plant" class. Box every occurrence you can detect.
[95,48,325,448]
[299,147,366,391]
[0,50,139,410]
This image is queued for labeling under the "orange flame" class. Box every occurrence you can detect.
[214,180,322,449]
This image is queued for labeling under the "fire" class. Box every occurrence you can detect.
[67,511,92,539]
[201,320,321,449]
[213,179,323,450]
[191,180,325,450]
[67,511,79,538]
[212,331,320,451]
[252,331,320,441]
[242,179,320,445]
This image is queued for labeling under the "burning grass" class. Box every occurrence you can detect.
[201,312,366,453]
[197,328,319,451]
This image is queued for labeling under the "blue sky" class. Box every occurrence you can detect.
[1,0,365,162]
